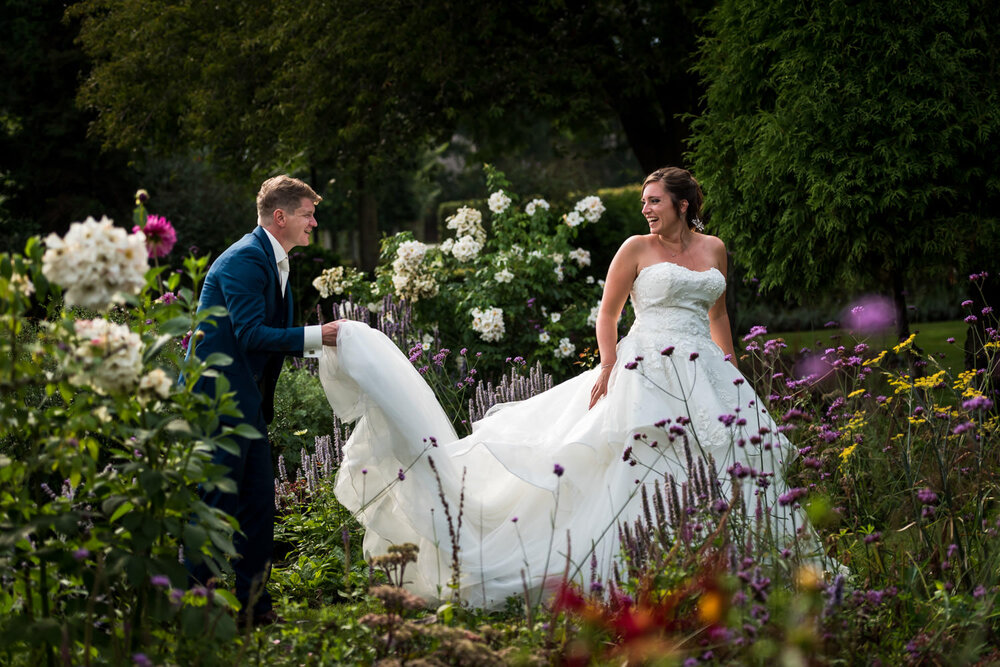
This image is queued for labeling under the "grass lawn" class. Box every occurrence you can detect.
[771,319,968,373]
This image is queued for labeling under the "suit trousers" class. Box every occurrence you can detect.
[189,427,276,616]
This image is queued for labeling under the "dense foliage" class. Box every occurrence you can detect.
[689,0,1000,337]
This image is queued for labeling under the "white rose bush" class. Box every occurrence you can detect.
[313,166,611,379]
[0,197,265,660]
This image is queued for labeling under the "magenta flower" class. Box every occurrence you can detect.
[842,295,895,334]
[742,325,768,341]
[963,396,994,411]
[660,346,675,356]
[397,468,405,481]
[916,488,938,504]
[553,463,565,477]
[134,214,177,259]
[689,352,699,361]
[778,487,808,506]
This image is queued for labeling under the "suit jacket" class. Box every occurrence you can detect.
[191,225,302,432]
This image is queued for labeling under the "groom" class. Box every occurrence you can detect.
[187,175,340,626]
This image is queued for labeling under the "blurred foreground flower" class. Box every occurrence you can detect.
[42,216,148,309]
[841,295,895,334]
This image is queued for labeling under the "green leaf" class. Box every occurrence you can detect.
[109,500,134,523]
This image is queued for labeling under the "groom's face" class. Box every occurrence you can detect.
[280,197,318,249]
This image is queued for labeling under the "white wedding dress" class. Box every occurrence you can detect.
[318,262,807,609]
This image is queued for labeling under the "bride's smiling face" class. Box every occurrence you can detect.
[641,182,687,234]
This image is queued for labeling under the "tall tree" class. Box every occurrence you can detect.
[70,0,711,268]
[0,0,135,249]
[688,0,1000,341]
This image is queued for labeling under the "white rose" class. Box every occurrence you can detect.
[451,235,483,263]
[554,337,576,359]
[563,211,584,228]
[494,268,514,284]
[587,303,601,327]
[574,195,606,223]
[525,198,550,216]
[539,331,550,343]
[550,312,561,323]
[568,248,591,267]
[488,190,512,214]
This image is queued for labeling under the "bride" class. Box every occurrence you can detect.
[318,167,811,609]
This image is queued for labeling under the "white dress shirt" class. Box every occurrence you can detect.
[261,226,322,358]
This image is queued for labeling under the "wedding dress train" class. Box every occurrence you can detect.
[318,262,808,608]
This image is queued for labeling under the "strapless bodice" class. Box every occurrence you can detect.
[627,261,726,344]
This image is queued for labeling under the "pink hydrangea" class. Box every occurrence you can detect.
[134,214,177,259]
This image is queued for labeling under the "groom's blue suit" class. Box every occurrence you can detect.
[188,225,305,617]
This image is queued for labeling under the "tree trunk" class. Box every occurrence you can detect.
[358,189,379,272]
[614,102,680,174]
[891,269,911,343]
[964,269,1000,373]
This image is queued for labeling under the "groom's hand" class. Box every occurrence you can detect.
[321,320,345,346]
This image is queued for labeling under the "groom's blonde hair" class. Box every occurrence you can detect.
[257,175,322,224]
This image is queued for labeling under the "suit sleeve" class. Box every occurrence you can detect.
[218,247,304,355]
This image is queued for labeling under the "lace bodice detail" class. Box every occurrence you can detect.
[628,262,725,344]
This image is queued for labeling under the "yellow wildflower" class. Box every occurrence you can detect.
[848,389,865,398]
[863,350,887,367]
[893,333,917,354]
[914,370,946,390]
[839,443,858,462]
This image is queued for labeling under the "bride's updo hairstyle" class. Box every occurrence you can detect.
[642,167,704,230]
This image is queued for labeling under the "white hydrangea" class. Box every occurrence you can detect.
[587,302,601,327]
[42,216,149,310]
[138,367,173,403]
[574,195,606,223]
[568,248,591,267]
[487,190,512,214]
[539,331,550,343]
[554,337,576,358]
[525,198,550,215]
[391,240,438,302]
[445,207,486,244]
[470,306,505,342]
[563,211,584,228]
[70,318,144,394]
[450,235,483,263]
[312,265,362,299]
[395,240,428,265]
[494,268,514,283]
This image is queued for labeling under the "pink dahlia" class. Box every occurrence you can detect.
[134,215,176,259]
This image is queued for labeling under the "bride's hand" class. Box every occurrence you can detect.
[589,367,612,409]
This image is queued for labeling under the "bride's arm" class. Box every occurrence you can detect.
[707,238,738,367]
[589,238,640,408]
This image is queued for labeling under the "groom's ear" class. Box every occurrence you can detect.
[272,208,286,228]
